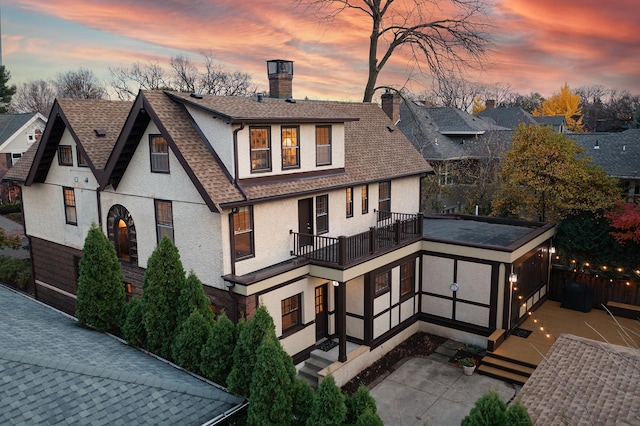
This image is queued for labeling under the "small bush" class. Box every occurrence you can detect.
[0,256,32,290]
[0,202,21,215]
[121,298,147,348]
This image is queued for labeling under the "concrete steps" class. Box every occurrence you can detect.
[477,353,536,386]
[297,351,333,388]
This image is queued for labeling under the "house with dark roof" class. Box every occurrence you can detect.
[386,94,512,214]
[476,105,566,133]
[0,284,245,425]
[570,129,640,202]
[0,112,46,201]
[5,61,555,386]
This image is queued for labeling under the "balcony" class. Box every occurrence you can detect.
[290,211,423,268]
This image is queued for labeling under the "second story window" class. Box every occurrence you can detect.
[155,200,174,243]
[316,195,328,234]
[251,127,271,172]
[58,145,73,166]
[316,125,331,166]
[374,270,390,295]
[362,184,369,214]
[281,126,299,169]
[150,135,169,173]
[378,181,391,219]
[346,187,353,218]
[233,206,254,260]
[77,150,88,167]
[63,187,77,225]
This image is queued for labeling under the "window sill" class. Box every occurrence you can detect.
[281,323,304,338]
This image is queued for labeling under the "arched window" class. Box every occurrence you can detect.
[107,205,137,264]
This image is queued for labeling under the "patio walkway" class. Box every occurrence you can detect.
[494,300,640,366]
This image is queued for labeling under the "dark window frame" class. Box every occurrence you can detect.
[378,180,391,220]
[233,206,255,261]
[149,135,170,173]
[58,145,73,166]
[400,260,415,298]
[316,194,329,234]
[154,199,174,243]
[77,149,88,167]
[362,184,369,214]
[107,204,138,264]
[281,293,302,333]
[346,187,353,218]
[315,125,332,166]
[281,126,300,170]
[250,126,272,172]
[374,270,391,296]
[63,187,77,225]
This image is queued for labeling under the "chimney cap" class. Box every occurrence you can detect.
[267,59,294,76]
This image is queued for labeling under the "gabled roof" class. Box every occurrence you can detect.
[108,91,432,210]
[397,101,512,161]
[0,113,45,148]
[476,107,539,129]
[570,129,640,179]
[6,99,132,185]
[0,285,245,425]
[518,334,640,425]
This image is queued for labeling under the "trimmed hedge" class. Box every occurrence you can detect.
[0,202,21,215]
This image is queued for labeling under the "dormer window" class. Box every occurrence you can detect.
[250,127,271,172]
[316,125,331,166]
[281,126,300,169]
[150,135,169,173]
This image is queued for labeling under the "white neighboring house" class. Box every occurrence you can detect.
[5,61,555,386]
[0,113,46,201]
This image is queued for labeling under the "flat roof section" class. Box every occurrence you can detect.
[423,215,546,250]
[0,285,245,425]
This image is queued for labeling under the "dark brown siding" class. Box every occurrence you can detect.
[30,236,83,315]
[203,286,256,323]
[120,261,145,297]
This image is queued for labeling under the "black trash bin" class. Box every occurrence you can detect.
[561,282,594,312]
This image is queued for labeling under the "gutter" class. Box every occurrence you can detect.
[232,123,248,200]
[200,401,249,426]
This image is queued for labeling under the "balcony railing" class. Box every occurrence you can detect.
[290,211,423,267]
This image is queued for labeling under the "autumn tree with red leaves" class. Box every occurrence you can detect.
[606,202,640,244]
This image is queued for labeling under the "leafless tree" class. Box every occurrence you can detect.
[53,68,107,100]
[108,62,169,100]
[108,52,256,99]
[9,80,56,116]
[299,0,491,102]
[430,73,483,111]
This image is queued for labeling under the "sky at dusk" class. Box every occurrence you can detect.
[2,0,639,102]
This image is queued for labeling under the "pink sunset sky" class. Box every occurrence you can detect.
[2,0,639,102]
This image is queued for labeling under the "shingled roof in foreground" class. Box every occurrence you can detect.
[0,285,245,425]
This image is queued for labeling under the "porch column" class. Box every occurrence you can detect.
[335,280,347,362]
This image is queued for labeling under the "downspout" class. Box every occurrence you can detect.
[232,123,247,199]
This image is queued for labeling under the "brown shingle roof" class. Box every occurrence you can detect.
[158,91,432,206]
[57,99,132,169]
[518,334,640,425]
[2,140,39,182]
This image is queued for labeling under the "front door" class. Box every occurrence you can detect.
[315,284,328,341]
[298,198,314,246]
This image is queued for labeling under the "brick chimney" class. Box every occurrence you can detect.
[267,59,293,99]
[381,91,400,123]
[485,99,496,109]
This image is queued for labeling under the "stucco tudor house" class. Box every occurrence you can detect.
[0,113,46,201]
[5,61,555,385]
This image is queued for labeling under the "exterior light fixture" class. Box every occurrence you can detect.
[450,282,459,292]
[550,246,556,254]
[332,280,340,287]
[509,273,518,284]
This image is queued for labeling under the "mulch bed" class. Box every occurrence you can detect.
[341,332,447,395]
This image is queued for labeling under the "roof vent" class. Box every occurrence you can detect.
[594,140,599,149]
[94,129,106,137]
[386,125,395,132]
[285,98,296,103]
[257,93,264,103]
[190,93,203,99]
[622,145,626,153]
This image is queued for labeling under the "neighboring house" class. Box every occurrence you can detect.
[388,94,512,214]
[570,129,640,202]
[0,284,245,425]
[476,104,566,133]
[518,333,640,424]
[5,62,555,386]
[0,113,46,201]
